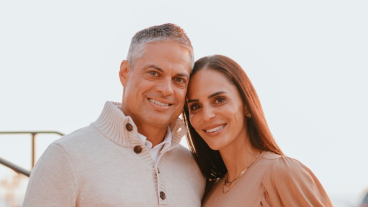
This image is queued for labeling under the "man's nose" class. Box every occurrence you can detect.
[156,77,174,96]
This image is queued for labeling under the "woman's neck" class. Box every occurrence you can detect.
[219,135,261,182]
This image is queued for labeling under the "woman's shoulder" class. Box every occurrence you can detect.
[262,152,311,177]
[261,152,333,206]
[261,152,321,192]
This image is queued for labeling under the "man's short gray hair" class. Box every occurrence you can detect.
[127,23,194,69]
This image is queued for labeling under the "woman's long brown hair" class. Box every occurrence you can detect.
[183,55,283,188]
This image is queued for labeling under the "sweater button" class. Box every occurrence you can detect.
[126,123,133,131]
[133,146,142,154]
[160,191,166,200]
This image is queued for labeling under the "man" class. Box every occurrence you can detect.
[23,23,205,207]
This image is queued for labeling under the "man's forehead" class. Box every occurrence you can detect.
[147,41,190,58]
[135,42,192,72]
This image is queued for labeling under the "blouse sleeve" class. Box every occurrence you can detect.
[261,156,333,207]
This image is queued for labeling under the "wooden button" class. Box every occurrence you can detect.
[160,191,166,200]
[157,168,160,174]
[133,146,142,154]
[125,123,133,131]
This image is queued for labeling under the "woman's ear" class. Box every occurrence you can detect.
[244,105,249,114]
[244,106,252,119]
[119,60,130,86]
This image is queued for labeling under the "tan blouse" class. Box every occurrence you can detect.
[203,151,333,207]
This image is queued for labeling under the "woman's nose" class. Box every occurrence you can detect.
[202,105,215,121]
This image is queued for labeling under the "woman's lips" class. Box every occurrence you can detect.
[203,124,227,134]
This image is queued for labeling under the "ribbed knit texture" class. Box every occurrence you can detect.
[23,101,205,207]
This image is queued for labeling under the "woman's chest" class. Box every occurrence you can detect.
[203,176,265,207]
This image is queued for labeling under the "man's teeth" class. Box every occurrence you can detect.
[205,125,225,133]
[149,99,169,106]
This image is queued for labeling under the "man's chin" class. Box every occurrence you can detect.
[138,109,182,126]
[143,116,172,127]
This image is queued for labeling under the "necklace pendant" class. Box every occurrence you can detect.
[222,182,235,194]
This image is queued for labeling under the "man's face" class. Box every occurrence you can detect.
[120,41,192,130]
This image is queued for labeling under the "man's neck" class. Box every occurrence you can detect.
[137,125,167,148]
[119,105,168,148]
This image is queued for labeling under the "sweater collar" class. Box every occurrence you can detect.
[92,101,187,148]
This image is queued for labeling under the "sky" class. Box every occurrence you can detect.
[0,0,368,205]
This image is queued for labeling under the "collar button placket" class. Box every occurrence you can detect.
[160,191,166,200]
[125,123,133,131]
[133,145,142,154]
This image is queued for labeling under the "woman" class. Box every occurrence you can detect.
[183,55,333,207]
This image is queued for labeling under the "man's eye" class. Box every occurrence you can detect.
[174,77,185,83]
[149,71,158,76]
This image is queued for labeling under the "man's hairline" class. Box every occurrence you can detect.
[128,39,194,70]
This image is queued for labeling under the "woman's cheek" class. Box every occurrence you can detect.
[189,114,199,129]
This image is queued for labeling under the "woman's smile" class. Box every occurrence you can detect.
[203,123,227,135]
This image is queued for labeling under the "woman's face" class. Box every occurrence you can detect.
[187,69,248,151]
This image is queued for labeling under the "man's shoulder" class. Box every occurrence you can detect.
[171,144,192,156]
[53,124,100,150]
[164,144,196,165]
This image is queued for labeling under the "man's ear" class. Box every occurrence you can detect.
[119,60,130,86]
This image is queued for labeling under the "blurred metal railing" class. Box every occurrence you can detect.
[0,131,64,177]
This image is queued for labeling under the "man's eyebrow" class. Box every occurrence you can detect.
[176,73,189,78]
[208,91,226,99]
[147,65,189,78]
[147,65,163,72]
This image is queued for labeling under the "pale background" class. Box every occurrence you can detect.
[0,1,367,206]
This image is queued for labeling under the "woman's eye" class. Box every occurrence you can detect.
[189,104,200,111]
[214,97,226,104]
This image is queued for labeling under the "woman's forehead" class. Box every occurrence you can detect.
[187,69,236,98]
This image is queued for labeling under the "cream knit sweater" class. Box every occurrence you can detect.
[23,101,205,207]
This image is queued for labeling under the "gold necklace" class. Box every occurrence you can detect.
[222,150,263,194]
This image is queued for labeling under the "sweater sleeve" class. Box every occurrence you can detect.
[23,143,78,207]
[261,156,333,207]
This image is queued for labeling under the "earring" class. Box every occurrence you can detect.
[246,112,252,119]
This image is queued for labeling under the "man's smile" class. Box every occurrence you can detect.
[148,98,173,106]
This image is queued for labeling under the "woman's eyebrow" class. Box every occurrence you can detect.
[187,99,199,103]
[208,91,226,99]
[188,91,227,103]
